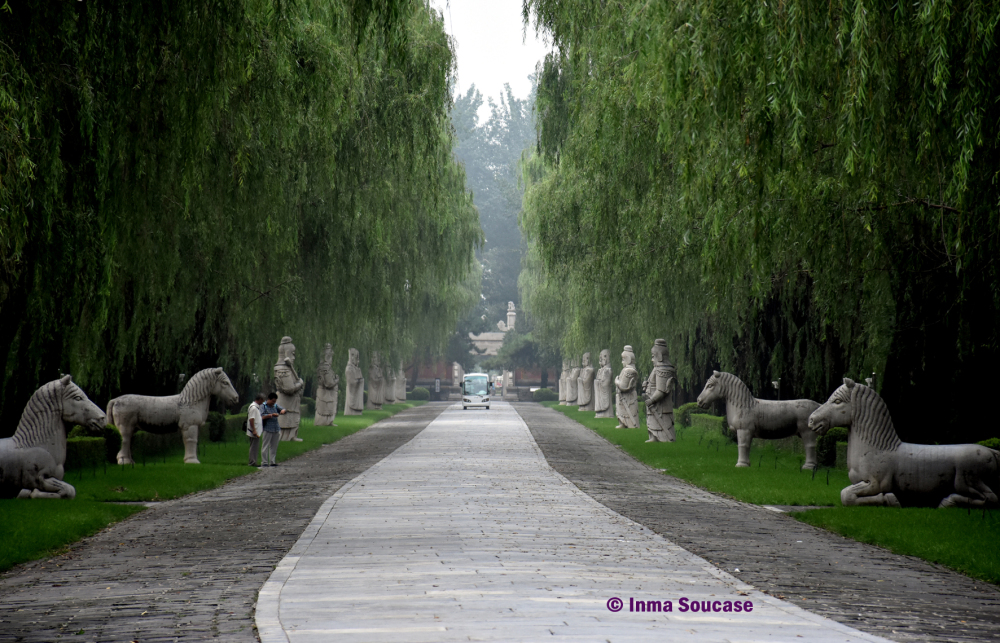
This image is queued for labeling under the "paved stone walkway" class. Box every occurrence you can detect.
[0,404,446,642]
[515,402,1000,643]
[257,402,891,642]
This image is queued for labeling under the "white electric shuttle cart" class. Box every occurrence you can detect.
[462,373,490,410]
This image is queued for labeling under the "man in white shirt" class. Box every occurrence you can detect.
[247,393,264,467]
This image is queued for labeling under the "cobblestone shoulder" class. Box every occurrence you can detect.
[513,402,1000,643]
[0,403,447,643]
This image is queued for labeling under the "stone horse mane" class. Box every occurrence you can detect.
[714,372,755,409]
[842,381,902,452]
[11,378,69,449]
[178,368,222,406]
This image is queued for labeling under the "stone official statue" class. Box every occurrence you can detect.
[367,351,386,410]
[577,352,596,411]
[642,338,676,443]
[558,359,571,405]
[395,364,407,401]
[384,366,397,404]
[314,343,340,427]
[344,348,365,416]
[594,349,614,418]
[274,336,305,441]
[566,359,581,406]
[615,346,640,428]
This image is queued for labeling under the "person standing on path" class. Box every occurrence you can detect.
[260,392,287,466]
[246,393,264,466]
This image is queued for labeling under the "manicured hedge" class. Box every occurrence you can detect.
[532,387,558,402]
[817,426,849,467]
[978,437,1000,450]
[409,386,430,400]
[65,437,106,471]
[676,402,702,427]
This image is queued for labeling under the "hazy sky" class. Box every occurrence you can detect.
[432,0,551,121]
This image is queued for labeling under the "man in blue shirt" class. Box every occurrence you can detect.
[260,392,287,466]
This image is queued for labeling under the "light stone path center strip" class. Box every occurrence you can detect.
[256,402,893,643]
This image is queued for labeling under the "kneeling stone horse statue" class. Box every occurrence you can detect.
[0,375,107,499]
[696,371,819,469]
[809,378,999,508]
[108,367,239,465]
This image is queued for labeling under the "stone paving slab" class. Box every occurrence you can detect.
[0,403,447,642]
[257,402,893,642]
[514,402,1000,643]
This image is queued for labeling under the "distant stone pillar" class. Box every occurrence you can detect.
[506,301,516,331]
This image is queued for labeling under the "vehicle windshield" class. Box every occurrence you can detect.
[464,376,489,396]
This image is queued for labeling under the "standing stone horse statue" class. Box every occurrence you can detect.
[0,375,107,499]
[107,367,239,465]
[809,378,1000,507]
[696,371,819,469]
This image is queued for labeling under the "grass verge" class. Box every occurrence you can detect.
[541,401,1000,586]
[0,402,424,572]
[794,507,1000,585]
[541,401,849,505]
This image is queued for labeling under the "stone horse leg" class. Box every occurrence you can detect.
[27,477,76,499]
[116,420,136,465]
[735,430,752,467]
[938,474,999,508]
[182,424,200,464]
[799,424,818,470]
[840,480,901,507]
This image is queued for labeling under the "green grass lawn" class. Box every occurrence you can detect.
[0,402,423,572]
[542,402,849,506]
[542,401,1000,586]
[795,507,1000,585]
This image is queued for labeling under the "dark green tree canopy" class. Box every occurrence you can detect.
[0,0,481,422]
[520,0,1000,443]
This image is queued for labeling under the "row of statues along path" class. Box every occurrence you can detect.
[0,336,405,500]
[559,339,1000,508]
[0,336,997,508]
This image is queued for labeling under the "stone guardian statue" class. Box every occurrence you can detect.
[366,352,386,410]
[274,337,305,441]
[395,364,407,401]
[344,348,365,415]
[566,359,581,406]
[385,366,397,404]
[558,359,571,405]
[314,343,340,427]
[577,353,596,411]
[642,339,676,442]
[615,346,640,428]
[594,349,614,418]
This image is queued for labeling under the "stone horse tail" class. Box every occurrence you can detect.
[696,371,819,470]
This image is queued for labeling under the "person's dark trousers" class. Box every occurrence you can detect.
[248,435,261,466]
[261,431,280,465]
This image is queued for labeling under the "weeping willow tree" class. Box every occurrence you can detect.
[520,0,1000,443]
[0,0,481,421]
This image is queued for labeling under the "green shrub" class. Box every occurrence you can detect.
[65,437,105,471]
[206,412,227,442]
[240,402,251,415]
[977,437,1000,450]
[817,426,850,467]
[301,396,315,418]
[532,387,558,402]
[676,402,701,427]
[410,386,430,400]
[102,425,122,463]
[720,414,736,443]
[690,413,724,433]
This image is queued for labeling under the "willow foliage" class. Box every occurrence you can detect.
[0,0,480,418]
[521,0,1000,441]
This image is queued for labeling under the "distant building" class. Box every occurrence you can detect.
[469,301,516,356]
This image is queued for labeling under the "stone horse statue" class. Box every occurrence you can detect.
[0,375,106,499]
[809,378,1000,507]
[696,371,819,469]
[108,367,239,465]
